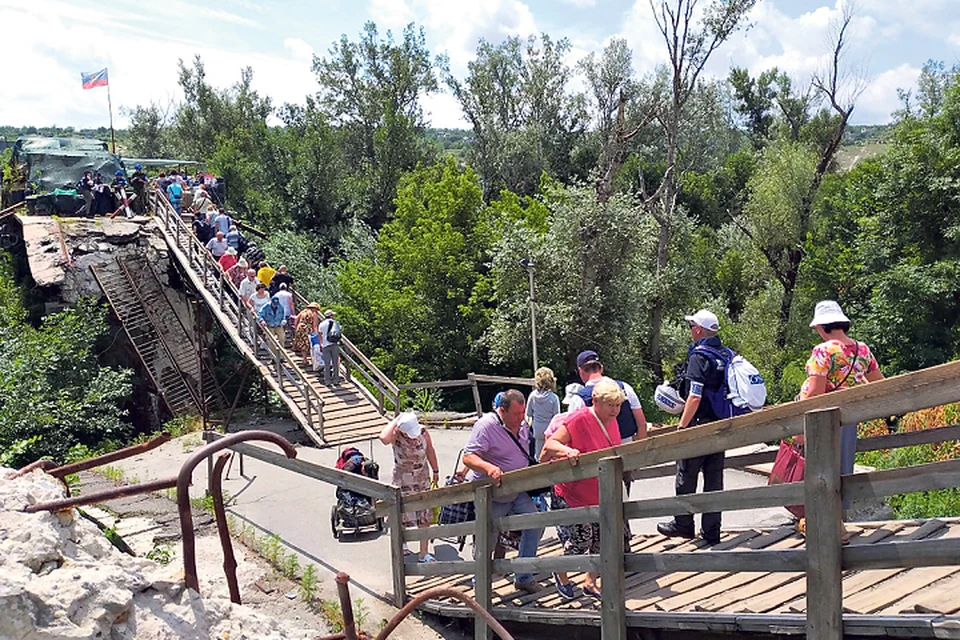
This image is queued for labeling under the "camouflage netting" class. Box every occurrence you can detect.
[14,136,124,193]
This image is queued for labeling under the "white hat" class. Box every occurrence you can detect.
[654,382,686,415]
[684,309,720,332]
[561,382,584,405]
[810,300,850,327]
[396,412,422,438]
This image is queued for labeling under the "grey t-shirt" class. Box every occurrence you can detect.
[526,390,560,438]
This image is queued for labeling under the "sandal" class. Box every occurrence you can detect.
[419,553,437,563]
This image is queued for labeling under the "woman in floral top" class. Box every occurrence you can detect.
[798,300,884,522]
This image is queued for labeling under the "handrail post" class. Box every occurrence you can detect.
[599,456,626,640]
[474,485,493,640]
[470,373,482,417]
[388,486,407,608]
[804,407,843,640]
[218,270,225,311]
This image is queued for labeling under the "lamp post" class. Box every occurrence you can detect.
[519,258,538,372]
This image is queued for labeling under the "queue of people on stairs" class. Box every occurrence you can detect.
[379,300,883,602]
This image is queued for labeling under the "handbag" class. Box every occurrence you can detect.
[768,440,806,518]
[499,416,553,499]
[437,450,476,525]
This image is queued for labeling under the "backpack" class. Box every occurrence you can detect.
[326,319,343,343]
[335,447,363,471]
[574,380,639,440]
[693,345,766,418]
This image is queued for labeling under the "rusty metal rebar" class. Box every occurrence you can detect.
[211,453,241,604]
[177,430,297,594]
[335,572,358,640]
[374,587,514,640]
[24,477,178,513]
[11,459,57,478]
[47,432,171,478]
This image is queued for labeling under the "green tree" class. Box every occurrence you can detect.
[336,159,493,381]
[313,22,438,228]
[0,256,132,466]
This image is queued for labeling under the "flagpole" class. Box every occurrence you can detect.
[106,78,116,154]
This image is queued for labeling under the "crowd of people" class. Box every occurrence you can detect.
[374,300,882,600]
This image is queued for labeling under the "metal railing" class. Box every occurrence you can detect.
[149,190,326,445]
[394,359,960,640]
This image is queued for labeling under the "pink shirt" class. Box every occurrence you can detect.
[554,407,621,508]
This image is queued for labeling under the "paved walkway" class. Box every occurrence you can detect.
[112,418,792,635]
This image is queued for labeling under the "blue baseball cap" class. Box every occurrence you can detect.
[576,350,601,368]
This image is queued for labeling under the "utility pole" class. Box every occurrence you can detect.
[519,258,538,372]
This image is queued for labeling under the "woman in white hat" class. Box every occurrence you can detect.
[798,300,884,532]
[379,412,440,562]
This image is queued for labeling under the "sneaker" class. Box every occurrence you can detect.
[657,521,695,539]
[582,585,602,600]
[514,580,541,596]
[419,553,437,563]
[553,574,577,600]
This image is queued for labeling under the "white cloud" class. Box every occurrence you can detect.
[561,0,597,6]
[853,63,920,124]
[1,0,317,129]
[368,0,416,30]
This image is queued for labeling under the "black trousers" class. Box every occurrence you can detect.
[673,451,724,536]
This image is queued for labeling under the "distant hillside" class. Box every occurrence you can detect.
[425,128,472,159]
[843,124,895,146]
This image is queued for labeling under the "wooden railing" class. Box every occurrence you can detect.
[399,373,536,416]
[291,289,401,416]
[391,359,960,640]
[149,191,326,445]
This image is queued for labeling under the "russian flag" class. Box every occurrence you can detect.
[81,68,109,90]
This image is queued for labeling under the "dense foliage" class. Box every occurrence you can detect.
[0,256,133,467]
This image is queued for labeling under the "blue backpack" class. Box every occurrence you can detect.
[692,345,766,419]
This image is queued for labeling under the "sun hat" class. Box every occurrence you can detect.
[576,350,601,368]
[809,300,850,327]
[684,309,720,332]
[562,382,584,405]
[324,309,336,318]
[396,412,422,438]
[307,302,320,311]
[226,247,237,256]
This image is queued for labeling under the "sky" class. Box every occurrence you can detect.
[2,0,958,131]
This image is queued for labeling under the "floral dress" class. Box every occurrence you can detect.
[798,340,879,399]
[392,432,431,528]
[291,309,318,358]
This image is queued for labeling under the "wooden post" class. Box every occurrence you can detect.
[599,456,626,640]
[474,485,493,640]
[387,487,407,608]
[470,374,483,417]
[804,407,843,640]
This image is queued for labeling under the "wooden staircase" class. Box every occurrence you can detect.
[148,191,397,447]
[91,258,223,417]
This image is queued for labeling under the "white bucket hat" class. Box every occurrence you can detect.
[396,412,422,438]
[561,382,584,405]
[809,300,850,327]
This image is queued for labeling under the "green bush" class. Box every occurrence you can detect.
[858,444,960,518]
[0,254,133,467]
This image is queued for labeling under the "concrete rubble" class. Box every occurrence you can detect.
[0,467,315,640]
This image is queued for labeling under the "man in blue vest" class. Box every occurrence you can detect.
[657,309,726,545]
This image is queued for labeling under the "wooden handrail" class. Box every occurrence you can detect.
[150,190,326,443]
[401,358,960,512]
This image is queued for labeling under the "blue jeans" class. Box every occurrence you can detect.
[486,492,544,585]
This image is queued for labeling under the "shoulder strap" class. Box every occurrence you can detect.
[835,340,860,390]
[590,409,616,448]
[496,413,536,466]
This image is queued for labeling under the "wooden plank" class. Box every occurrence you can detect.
[471,379,483,418]
[843,566,959,614]
[204,434,396,501]
[388,486,407,608]
[398,379,473,390]
[468,373,536,386]
[844,537,960,570]
[804,407,843,640]
[599,456,627,640]
[621,547,805,574]
[857,423,960,452]
[881,571,960,614]
[621,482,805,520]
[475,485,493,640]
[401,358,960,513]
[843,457,960,502]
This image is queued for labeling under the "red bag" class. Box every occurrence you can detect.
[768,440,805,518]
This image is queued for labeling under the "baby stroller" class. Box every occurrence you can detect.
[331,447,385,540]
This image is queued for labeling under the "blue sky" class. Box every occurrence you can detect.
[3,0,958,130]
